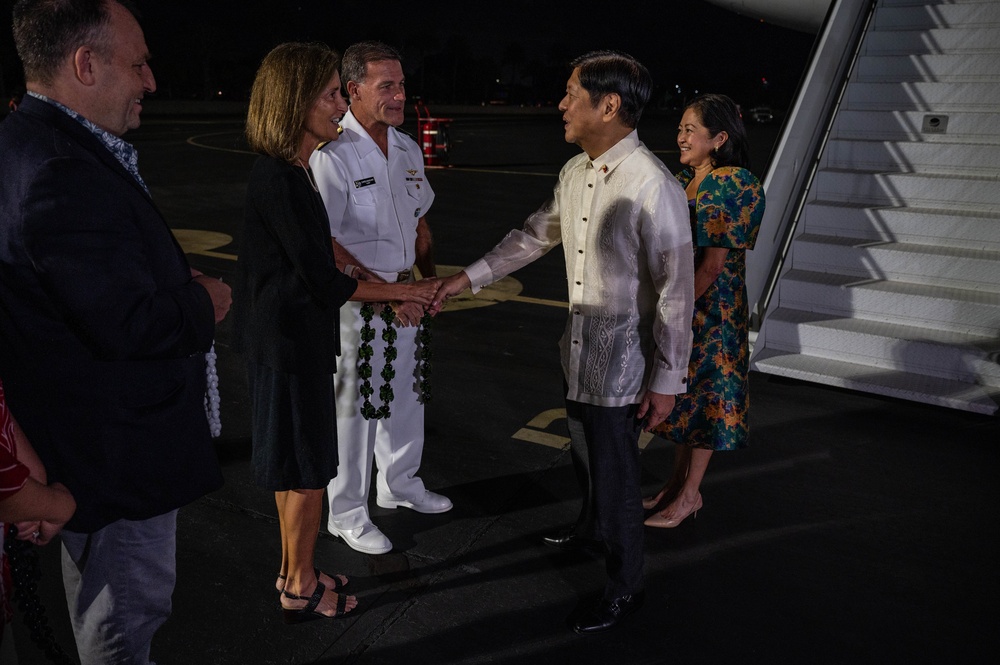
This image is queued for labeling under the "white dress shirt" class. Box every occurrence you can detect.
[465,131,694,406]
[310,108,433,274]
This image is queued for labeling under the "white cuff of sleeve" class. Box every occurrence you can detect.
[648,365,689,396]
[463,259,494,294]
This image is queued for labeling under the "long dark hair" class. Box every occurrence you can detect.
[685,93,751,169]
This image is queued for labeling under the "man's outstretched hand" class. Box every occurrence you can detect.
[429,271,471,315]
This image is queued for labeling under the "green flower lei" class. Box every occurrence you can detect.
[358,304,432,420]
[418,312,432,402]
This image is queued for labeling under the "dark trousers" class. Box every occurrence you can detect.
[565,398,645,599]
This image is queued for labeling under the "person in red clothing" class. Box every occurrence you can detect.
[0,378,76,661]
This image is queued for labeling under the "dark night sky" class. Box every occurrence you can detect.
[1,0,816,108]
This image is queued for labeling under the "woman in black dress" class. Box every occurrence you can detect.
[234,42,438,622]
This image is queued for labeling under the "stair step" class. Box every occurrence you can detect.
[881,0,995,5]
[804,201,1000,252]
[874,2,1000,30]
[863,26,1000,54]
[856,53,1000,83]
[761,307,1000,385]
[812,169,1000,212]
[751,347,1000,415]
[793,233,1000,292]
[845,82,1000,112]
[755,0,1000,416]
[832,110,1000,144]
[776,268,1000,336]
[823,138,999,176]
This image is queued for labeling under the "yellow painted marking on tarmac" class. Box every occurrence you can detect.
[164,239,568,311]
[514,408,569,448]
[173,229,238,260]
[510,294,568,308]
[515,407,656,449]
[512,428,570,449]
[526,408,568,429]
[163,240,569,314]
[434,265,567,312]
[638,431,654,450]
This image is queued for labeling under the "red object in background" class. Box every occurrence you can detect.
[414,101,452,167]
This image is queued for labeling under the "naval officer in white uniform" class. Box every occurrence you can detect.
[311,41,451,555]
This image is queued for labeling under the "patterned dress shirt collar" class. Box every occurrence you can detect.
[26,91,149,194]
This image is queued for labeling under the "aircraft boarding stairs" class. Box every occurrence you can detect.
[750,0,1000,415]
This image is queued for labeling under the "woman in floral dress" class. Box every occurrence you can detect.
[644,94,765,528]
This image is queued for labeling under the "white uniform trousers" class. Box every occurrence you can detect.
[327,300,427,529]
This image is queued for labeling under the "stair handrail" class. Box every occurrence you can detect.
[748,0,879,332]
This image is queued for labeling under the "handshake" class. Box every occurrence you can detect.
[354,268,472,326]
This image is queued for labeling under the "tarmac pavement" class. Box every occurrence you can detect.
[9,113,999,664]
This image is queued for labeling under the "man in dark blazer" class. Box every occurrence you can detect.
[0,1,231,662]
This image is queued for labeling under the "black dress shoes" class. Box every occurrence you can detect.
[570,592,645,634]
[541,527,602,551]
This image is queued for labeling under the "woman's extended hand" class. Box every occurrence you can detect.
[397,277,440,307]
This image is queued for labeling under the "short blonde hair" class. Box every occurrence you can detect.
[246,42,340,162]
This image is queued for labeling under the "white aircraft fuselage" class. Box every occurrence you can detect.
[702,0,833,32]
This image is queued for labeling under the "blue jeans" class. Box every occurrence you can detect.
[60,511,177,665]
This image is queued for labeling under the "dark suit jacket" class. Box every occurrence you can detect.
[0,95,223,532]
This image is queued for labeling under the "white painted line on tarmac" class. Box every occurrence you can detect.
[185,131,254,155]
[429,166,558,177]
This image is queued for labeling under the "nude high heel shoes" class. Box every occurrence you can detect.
[643,493,702,529]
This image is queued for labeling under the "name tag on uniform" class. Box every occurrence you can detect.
[405,176,424,182]
[353,177,376,188]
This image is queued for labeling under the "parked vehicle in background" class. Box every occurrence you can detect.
[749,105,774,123]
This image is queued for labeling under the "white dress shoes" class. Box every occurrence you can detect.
[376,490,453,514]
[328,521,392,555]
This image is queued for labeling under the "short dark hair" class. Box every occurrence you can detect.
[685,93,751,169]
[570,50,651,128]
[13,0,138,85]
[341,41,402,87]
